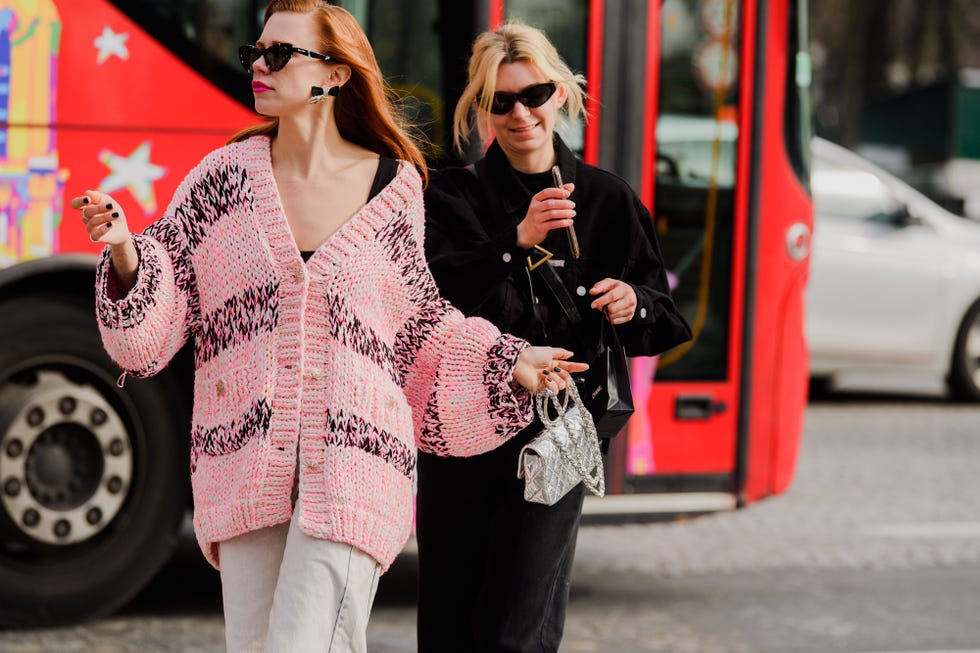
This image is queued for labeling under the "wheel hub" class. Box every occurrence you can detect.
[25,423,104,511]
[1,371,133,546]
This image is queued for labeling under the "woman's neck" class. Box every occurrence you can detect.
[272,110,359,180]
[499,144,557,175]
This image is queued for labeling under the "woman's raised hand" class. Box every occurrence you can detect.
[515,183,575,249]
[71,190,140,293]
[71,190,131,247]
[512,346,589,394]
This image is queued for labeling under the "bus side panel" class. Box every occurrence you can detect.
[770,268,808,495]
[742,0,810,503]
[55,0,254,132]
[49,0,255,249]
[58,130,245,251]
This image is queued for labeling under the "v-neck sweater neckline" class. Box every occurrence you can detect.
[245,135,412,271]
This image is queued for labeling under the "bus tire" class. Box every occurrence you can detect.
[949,299,980,402]
[0,296,190,626]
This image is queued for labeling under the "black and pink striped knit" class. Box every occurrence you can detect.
[94,135,534,571]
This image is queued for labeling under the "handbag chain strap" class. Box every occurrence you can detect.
[535,384,606,497]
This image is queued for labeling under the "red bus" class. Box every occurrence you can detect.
[0,0,812,626]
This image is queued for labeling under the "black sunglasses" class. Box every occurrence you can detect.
[483,82,557,115]
[238,43,331,73]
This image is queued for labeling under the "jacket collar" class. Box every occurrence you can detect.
[482,134,578,216]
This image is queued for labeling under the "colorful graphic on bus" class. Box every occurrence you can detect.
[0,0,67,266]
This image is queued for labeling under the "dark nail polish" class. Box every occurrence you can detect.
[111,212,119,218]
[106,203,113,210]
[105,223,112,229]
[82,197,90,204]
[541,370,550,375]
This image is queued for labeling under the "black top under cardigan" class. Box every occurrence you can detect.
[423,136,692,360]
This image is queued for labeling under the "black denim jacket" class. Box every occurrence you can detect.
[423,136,692,359]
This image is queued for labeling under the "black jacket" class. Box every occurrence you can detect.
[424,136,692,360]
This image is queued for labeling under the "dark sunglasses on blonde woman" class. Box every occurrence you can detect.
[484,82,557,115]
[238,42,331,72]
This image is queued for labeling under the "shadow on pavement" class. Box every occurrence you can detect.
[807,389,950,405]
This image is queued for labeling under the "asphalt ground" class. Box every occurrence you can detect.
[2,393,980,652]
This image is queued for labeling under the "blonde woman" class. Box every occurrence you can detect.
[73,5,586,652]
[418,22,691,652]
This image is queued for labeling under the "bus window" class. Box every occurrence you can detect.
[346,0,446,158]
[652,0,740,382]
[327,0,485,164]
[505,0,588,155]
[110,0,257,106]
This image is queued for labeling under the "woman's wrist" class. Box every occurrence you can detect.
[515,221,532,249]
[108,237,139,293]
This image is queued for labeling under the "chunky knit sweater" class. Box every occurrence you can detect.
[94,135,533,571]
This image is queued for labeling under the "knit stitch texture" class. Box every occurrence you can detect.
[94,136,533,571]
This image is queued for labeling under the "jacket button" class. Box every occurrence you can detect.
[293,270,304,283]
[640,307,648,319]
[502,252,512,263]
[576,286,587,296]
[215,379,226,397]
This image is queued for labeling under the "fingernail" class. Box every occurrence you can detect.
[111,212,119,218]
[553,367,561,373]
[106,203,113,210]
[82,197,90,204]
[105,223,112,229]
[541,370,550,376]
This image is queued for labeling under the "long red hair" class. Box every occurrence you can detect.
[229,1,427,184]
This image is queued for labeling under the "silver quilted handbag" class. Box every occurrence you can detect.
[517,382,606,506]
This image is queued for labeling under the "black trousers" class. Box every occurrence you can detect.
[416,426,586,653]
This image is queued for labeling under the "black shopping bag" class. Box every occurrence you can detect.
[575,320,634,439]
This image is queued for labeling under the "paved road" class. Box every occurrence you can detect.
[3,394,980,652]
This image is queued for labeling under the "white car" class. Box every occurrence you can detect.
[807,138,980,400]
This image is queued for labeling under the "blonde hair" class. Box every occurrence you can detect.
[454,21,588,152]
[229,0,427,184]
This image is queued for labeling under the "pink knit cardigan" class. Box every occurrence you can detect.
[94,135,533,571]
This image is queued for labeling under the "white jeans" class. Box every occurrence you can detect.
[219,508,381,653]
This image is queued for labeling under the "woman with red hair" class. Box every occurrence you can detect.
[72,3,586,651]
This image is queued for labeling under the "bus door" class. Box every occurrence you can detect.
[634,0,746,506]
[635,0,810,508]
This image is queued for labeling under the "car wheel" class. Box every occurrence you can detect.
[948,300,980,402]
[0,297,190,626]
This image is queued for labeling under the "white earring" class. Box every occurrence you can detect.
[308,86,326,104]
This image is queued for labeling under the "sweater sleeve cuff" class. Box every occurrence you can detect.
[95,234,165,331]
[483,333,534,437]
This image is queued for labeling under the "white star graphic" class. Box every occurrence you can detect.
[98,141,167,215]
[94,26,129,65]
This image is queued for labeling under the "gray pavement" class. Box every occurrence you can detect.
[2,395,980,652]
